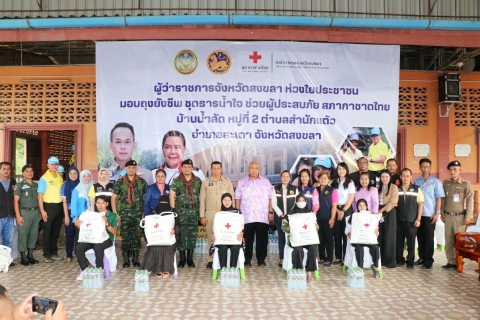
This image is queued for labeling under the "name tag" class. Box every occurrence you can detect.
[453,193,460,203]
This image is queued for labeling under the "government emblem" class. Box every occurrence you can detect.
[207,50,232,75]
[174,50,198,75]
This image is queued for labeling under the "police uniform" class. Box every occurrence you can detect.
[170,159,202,267]
[199,175,234,263]
[108,158,154,186]
[112,160,148,267]
[14,179,39,254]
[441,160,473,267]
[151,163,205,186]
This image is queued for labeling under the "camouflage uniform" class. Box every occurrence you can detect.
[171,175,202,251]
[112,175,147,252]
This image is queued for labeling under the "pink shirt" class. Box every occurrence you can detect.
[235,175,273,224]
[354,187,379,213]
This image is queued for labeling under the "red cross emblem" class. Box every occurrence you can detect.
[364,223,370,228]
[249,51,262,63]
[225,223,231,229]
[86,223,91,227]
[154,223,159,229]
[303,224,308,229]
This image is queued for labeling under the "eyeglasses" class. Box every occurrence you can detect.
[358,161,368,165]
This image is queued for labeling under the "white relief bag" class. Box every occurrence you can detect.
[78,211,109,244]
[289,212,320,247]
[0,245,12,272]
[213,211,244,245]
[350,211,381,245]
[140,212,177,246]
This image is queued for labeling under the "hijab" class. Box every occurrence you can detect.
[75,170,94,209]
[221,193,239,213]
[289,194,310,214]
[154,195,172,214]
[97,168,110,185]
[63,167,79,204]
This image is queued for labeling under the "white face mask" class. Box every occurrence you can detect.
[296,202,307,209]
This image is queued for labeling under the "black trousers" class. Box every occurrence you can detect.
[42,202,63,257]
[417,216,436,264]
[333,207,353,260]
[217,245,241,269]
[291,244,317,272]
[352,244,379,268]
[396,221,417,266]
[274,214,286,260]
[76,239,113,271]
[318,218,334,263]
[378,207,397,268]
[244,222,269,262]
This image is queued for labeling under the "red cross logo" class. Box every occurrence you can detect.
[303,224,308,229]
[154,223,159,229]
[364,223,370,228]
[225,223,231,229]
[249,51,262,63]
[86,223,91,227]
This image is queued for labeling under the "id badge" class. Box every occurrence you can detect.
[453,192,460,203]
[379,198,384,205]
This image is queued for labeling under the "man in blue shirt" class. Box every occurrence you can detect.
[413,158,445,269]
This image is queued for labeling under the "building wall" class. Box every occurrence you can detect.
[0,65,478,184]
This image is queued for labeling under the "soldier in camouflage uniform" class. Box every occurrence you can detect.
[170,159,202,268]
[111,159,147,268]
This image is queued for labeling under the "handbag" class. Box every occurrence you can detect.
[140,211,177,246]
[289,212,320,247]
[0,245,12,272]
[78,211,110,244]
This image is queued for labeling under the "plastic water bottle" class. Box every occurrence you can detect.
[86,268,92,288]
[220,267,225,287]
[287,269,291,289]
[82,269,87,288]
[134,270,139,292]
[144,270,150,292]
[235,267,240,286]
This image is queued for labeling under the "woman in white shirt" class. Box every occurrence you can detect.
[331,162,356,265]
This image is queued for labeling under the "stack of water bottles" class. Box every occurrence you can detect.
[82,268,104,288]
[267,234,279,254]
[194,238,208,255]
[134,270,150,292]
[287,269,307,290]
[347,266,365,289]
[220,267,240,287]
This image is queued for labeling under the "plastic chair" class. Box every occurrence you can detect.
[84,244,117,278]
[282,245,320,279]
[342,237,383,278]
[211,247,246,280]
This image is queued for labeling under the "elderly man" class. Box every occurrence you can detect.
[349,156,378,188]
[235,161,273,267]
[199,161,234,269]
[441,160,473,270]
[340,133,363,173]
[111,159,148,268]
[368,127,389,174]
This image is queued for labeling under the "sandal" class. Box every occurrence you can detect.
[66,257,72,263]
[371,265,380,279]
[155,273,163,278]
[324,261,332,267]
[162,272,170,279]
[332,260,342,266]
[318,260,326,265]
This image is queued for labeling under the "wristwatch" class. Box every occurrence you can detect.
[436,210,441,214]
[341,208,346,213]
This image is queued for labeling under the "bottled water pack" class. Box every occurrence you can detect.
[82,267,104,289]
[347,267,365,289]
[287,269,307,290]
[135,270,150,292]
[220,267,240,287]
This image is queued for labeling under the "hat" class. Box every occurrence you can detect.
[313,157,332,169]
[355,155,368,162]
[347,133,360,141]
[447,160,461,169]
[125,160,137,167]
[47,156,59,165]
[182,159,193,166]
[370,127,381,136]
[57,165,65,173]
[21,164,32,172]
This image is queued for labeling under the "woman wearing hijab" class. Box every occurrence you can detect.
[345,199,381,279]
[88,168,114,212]
[212,193,244,269]
[61,167,79,262]
[282,194,318,282]
[140,195,180,278]
[71,170,94,248]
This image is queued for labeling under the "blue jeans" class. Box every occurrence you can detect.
[0,217,14,248]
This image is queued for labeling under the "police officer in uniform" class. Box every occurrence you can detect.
[199,161,234,269]
[111,159,148,268]
[170,159,202,268]
[441,160,473,269]
[13,164,40,266]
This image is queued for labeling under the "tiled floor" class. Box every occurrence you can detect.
[2,247,480,320]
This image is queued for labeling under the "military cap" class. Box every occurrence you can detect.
[182,159,193,166]
[21,164,32,172]
[125,159,137,167]
[447,160,461,169]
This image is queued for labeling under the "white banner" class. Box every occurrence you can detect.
[96,41,399,185]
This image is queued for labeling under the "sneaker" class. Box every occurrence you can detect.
[51,255,63,261]
[76,272,83,281]
[44,256,53,263]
